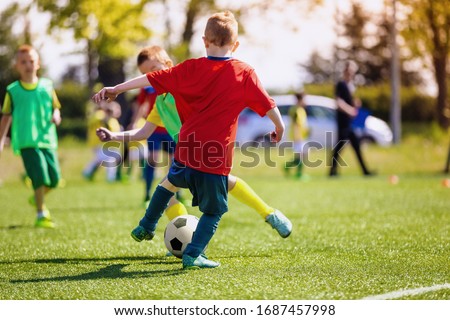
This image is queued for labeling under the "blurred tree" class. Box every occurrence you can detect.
[36,0,152,84]
[36,0,153,124]
[0,3,30,102]
[301,51,334,84]
[400,0,450,129]
[333,1,422,86]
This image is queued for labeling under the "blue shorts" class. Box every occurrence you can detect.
[168,161,228,215]
[147,132,176,154]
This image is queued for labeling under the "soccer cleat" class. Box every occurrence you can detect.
[82,172,93,181]
[265,209,292,238]
[182,254,220,269]
[35,216,55,228]
[130,226,155,242]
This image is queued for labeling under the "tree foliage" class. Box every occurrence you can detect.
[399,0,450,128]
[303,1,422,87]
[37,0,151,57]
[36,0,152,89]
[0,3,29,102]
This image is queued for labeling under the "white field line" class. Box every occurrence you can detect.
[362,283,450,300]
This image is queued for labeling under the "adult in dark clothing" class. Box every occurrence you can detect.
[329,61,374,177]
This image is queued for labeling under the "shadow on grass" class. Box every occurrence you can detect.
[1,225,34,230]
[7,256,186,283]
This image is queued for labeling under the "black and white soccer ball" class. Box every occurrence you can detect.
[164,215,199,258]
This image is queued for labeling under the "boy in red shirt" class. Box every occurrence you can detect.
[92,11,285,269]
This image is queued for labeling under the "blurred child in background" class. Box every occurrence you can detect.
[0,45,62,228]
[285,92,310,180]
[83,100,121,182]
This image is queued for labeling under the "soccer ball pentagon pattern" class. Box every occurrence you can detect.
[164,215,199,258]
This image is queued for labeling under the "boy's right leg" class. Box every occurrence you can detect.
[131,178,178,242]
[228,175,292,238]
[33,186,55,228]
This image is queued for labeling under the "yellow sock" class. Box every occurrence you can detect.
[165,202,188,221]
[229,177,274,219]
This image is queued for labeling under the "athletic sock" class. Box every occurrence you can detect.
[37,210,48,219]
[139,185,174,232]
[229,177,274,219]
[183,212,224,258]
[165,202,188,221]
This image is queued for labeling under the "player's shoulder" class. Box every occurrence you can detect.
[6,80,20,91]
[38,77,54,88]
[228,58,254,72]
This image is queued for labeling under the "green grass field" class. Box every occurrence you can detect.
[0,128,449,300]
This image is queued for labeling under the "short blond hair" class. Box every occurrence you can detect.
[137,45,174,68]
[204,11,238,47]
[16,44,39,60]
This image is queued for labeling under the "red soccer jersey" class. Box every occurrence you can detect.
[146,57,275,175]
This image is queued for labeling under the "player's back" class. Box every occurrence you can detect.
[147,57,274,174]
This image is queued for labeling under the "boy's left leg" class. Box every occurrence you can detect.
[228,175,292,238]
[131,178,179,242]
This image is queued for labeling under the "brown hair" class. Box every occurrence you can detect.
[137,45,173,67]
[295,92,304,101]
[204,11,238,47]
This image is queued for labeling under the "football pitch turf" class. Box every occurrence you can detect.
[0,134,449,300]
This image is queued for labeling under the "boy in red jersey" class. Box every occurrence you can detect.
[92,11,285,269]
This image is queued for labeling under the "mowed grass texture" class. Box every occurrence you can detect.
[0,132,449,300]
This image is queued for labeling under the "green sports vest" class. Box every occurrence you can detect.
[7,78,58,154]
[155,93,182,143]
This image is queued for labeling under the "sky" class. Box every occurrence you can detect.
[0,0,386,92]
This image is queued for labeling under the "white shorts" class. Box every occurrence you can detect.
[293,141,307,154]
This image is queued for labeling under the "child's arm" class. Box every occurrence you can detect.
[92,75,151,103]
[51,90,62,126]
[336,98,357,117]
[52,108,61,126]
[96,121,157,142]
[0,115,12,155]
[265,107,285,143]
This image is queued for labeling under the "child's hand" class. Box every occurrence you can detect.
[96,127,114,142]
[354,97,362,108]
[92,87,119,104]
[52,108,62,126]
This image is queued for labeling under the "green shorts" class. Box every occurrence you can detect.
[20,148,61,190]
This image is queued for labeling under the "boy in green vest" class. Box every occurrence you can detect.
[0,45,62,228]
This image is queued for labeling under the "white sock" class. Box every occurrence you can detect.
[37,211,48,219]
